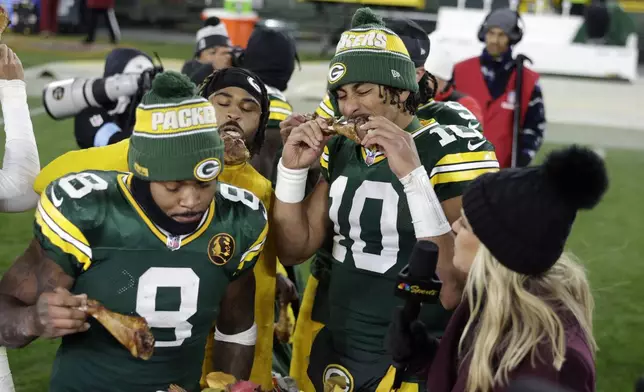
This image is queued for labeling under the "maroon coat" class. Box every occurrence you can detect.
[427,301,596,392]
[87,0,115,9]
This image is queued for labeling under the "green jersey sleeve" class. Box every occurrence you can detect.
[217,184,270,280]
[266,87,293,128]
[34,171,111,277]
[420,124,499,202]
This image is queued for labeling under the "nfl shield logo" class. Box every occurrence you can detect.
[365,148,377,166]
[166,235,182,251]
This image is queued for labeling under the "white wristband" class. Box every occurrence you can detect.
[275,158,309,204]
[214,323,257,346]
[400,166,451,238]
[0,347,15,392]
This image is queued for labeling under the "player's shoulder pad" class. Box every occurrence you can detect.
[265,85,288,103]
[430,101,481,130]
[37,171,118,242]
[267,86,292,126]
[315,93,335,119]
[217,182,268,223]
[216,182,269,277]
[419,123,498,168]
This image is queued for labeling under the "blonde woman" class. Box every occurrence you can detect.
[389,145,607,392]
[431,145,607,392]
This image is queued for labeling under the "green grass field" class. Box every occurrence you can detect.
[0,33,643,392]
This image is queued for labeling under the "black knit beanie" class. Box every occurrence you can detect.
[243,27,298,92]
[384,17,430,68]
[463,145,608,276]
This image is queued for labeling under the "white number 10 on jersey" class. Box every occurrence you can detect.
[329,176,400,274]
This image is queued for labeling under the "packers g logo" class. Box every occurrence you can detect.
[194,158,221,181]
[323,364,354,392]
[328,63,347,84]
[208,233,236,266]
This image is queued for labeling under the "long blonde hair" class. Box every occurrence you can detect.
[458,246,597,392]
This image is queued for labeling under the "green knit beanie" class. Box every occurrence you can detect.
[128,71,224,182]
[327,8,418,94]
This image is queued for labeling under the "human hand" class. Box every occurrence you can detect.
[279,113,307,145]
[32,287,89,339]
[0,45,24,81]
[360,116,422,179]
[281,116,331,170]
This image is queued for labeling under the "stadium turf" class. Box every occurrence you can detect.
[0,35,642,392]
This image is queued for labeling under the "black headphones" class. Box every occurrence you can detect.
[477,9,525,45]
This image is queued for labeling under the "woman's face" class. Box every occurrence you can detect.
[452,210,482,274]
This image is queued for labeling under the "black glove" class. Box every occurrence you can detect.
[385,306,440,375]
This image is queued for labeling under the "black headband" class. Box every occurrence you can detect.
[207,68,265,106]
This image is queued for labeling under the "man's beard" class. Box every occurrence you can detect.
[219,120,251,165]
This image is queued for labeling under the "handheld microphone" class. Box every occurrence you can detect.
[391,240,441,390]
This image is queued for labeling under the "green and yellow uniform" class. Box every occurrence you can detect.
[36,171,268,392]
[308,117,498,391]
[292,95,484,391]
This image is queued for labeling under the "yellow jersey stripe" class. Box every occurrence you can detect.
[118,174,166,243]
[430,168,500,186]
[269,112,289,122]
[417,99,435,111]
[270,107,292,116]
[237,220,268,272]
[36,206,92,271]
[320,145,330,169]
[429,161,500,178]
[317,101,335,118]
[315,107,333,119]
[435,151,498,167]
[40,191,90,247]
[411,120,438,138]
[320,157,329,170]
[117,174,216,247]
[270,100,292,111]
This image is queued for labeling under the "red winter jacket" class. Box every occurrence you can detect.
[87,0,115,9]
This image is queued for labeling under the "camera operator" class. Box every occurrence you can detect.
[73,48,155,149]
[181,17,233,86]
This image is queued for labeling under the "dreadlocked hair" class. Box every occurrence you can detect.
[379,85,426,115]
[196,68,270,157]
[418,71,437,103]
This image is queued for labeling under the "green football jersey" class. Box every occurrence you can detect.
[318,117,498,354]
[416,99,482,131]
[34,171,268,392]
[309,100,483,327]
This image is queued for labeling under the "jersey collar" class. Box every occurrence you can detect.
[117,173,215,250]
